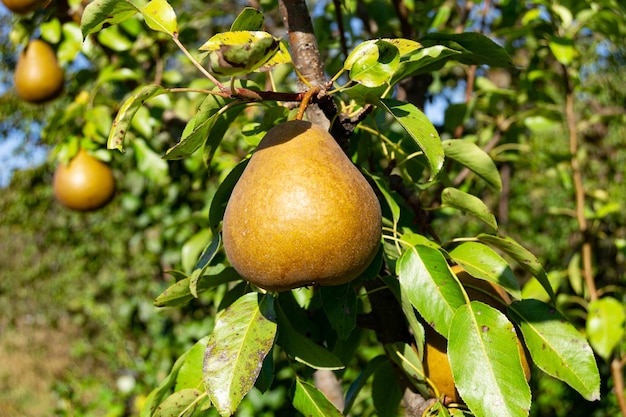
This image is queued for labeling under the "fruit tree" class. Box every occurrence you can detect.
[2,0,625,416]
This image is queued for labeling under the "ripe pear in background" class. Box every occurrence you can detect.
[53,149,116,212]
[222,120,382,292]
[1,0,46,14]
[14,39,64,103]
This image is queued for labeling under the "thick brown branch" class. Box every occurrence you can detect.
[277,0,329,127]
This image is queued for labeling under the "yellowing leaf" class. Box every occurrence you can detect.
[200,31,282,76]
[141,0,177,36]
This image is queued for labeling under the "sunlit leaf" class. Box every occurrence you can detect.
[586,297,625,361]
[345,40,401,87]
[176,336,210,390]
[548,35,577,65]
[373,98,444,179]
[202,102,247,167]
[181,229,212,274]
[200,31,281,76]
[293,379,343,417]
[81,0,138,38]
[449,302,531,417]
[189,234,222,298]
[508,299,601,401]
[449,241,520,300]
[141,341,200,416]
[441,187,498,231]
[419,32,514,68]
[108,85,167,151]
[204,293,277,416]
[230,7,265,31]
[153,389,203,417]
[132,138,169,185]
[164,94,232,160]
[442,139,502,191]
[477,234,555,301]
[141,0,178,36]
[391,44,462,83]
[397,245,465,336]
[154,267,240,307]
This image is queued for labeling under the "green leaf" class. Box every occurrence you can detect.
[154,267,240,308]
[140,0,178,36]
[449,302,531,417]
[141,341,198,416]
[397,245,465,336]
[275,302,344,370]
[209,159,249,233]
[254,347,274,393]
[449,241,521,300]
[189,234,222,298]
[372,359,403,416]
[230,7,265,31]
[477,234,555,302]
[586,297,625,361]
[181,229,212,273]
[441,187,498,231]
[204,293,277,416]
[132,138,170,185]
[381,275,426,357]
[81,0,139,38]
[508,299,600,401]
[202,102,247,167]
[176,336,210,391]
[419,32,514,68]
[374,98,444,179]
[391,45,462,83]
[108,85,167,151]
[293,379,343,417]
[321,283,357,340]
[344,355,387,415]
[548,35,577,65]
[344,40,401,87]
[164,94,232,160]
[442,139,502,191]
[369,173,400,231]
[201,31,281,76]
[385,342,427,390]
[153,389,203,417]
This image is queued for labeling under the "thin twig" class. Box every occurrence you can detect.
[562,62,597,301]
[611,356,626,417]
[172,35,226,91]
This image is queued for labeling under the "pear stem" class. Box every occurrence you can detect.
[295,86,321,121]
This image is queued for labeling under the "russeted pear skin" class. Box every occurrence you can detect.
[14,39,64,103]
[222,120,382,291]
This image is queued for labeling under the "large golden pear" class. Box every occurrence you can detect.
[14,39,64,103]
[222,120,382,292]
